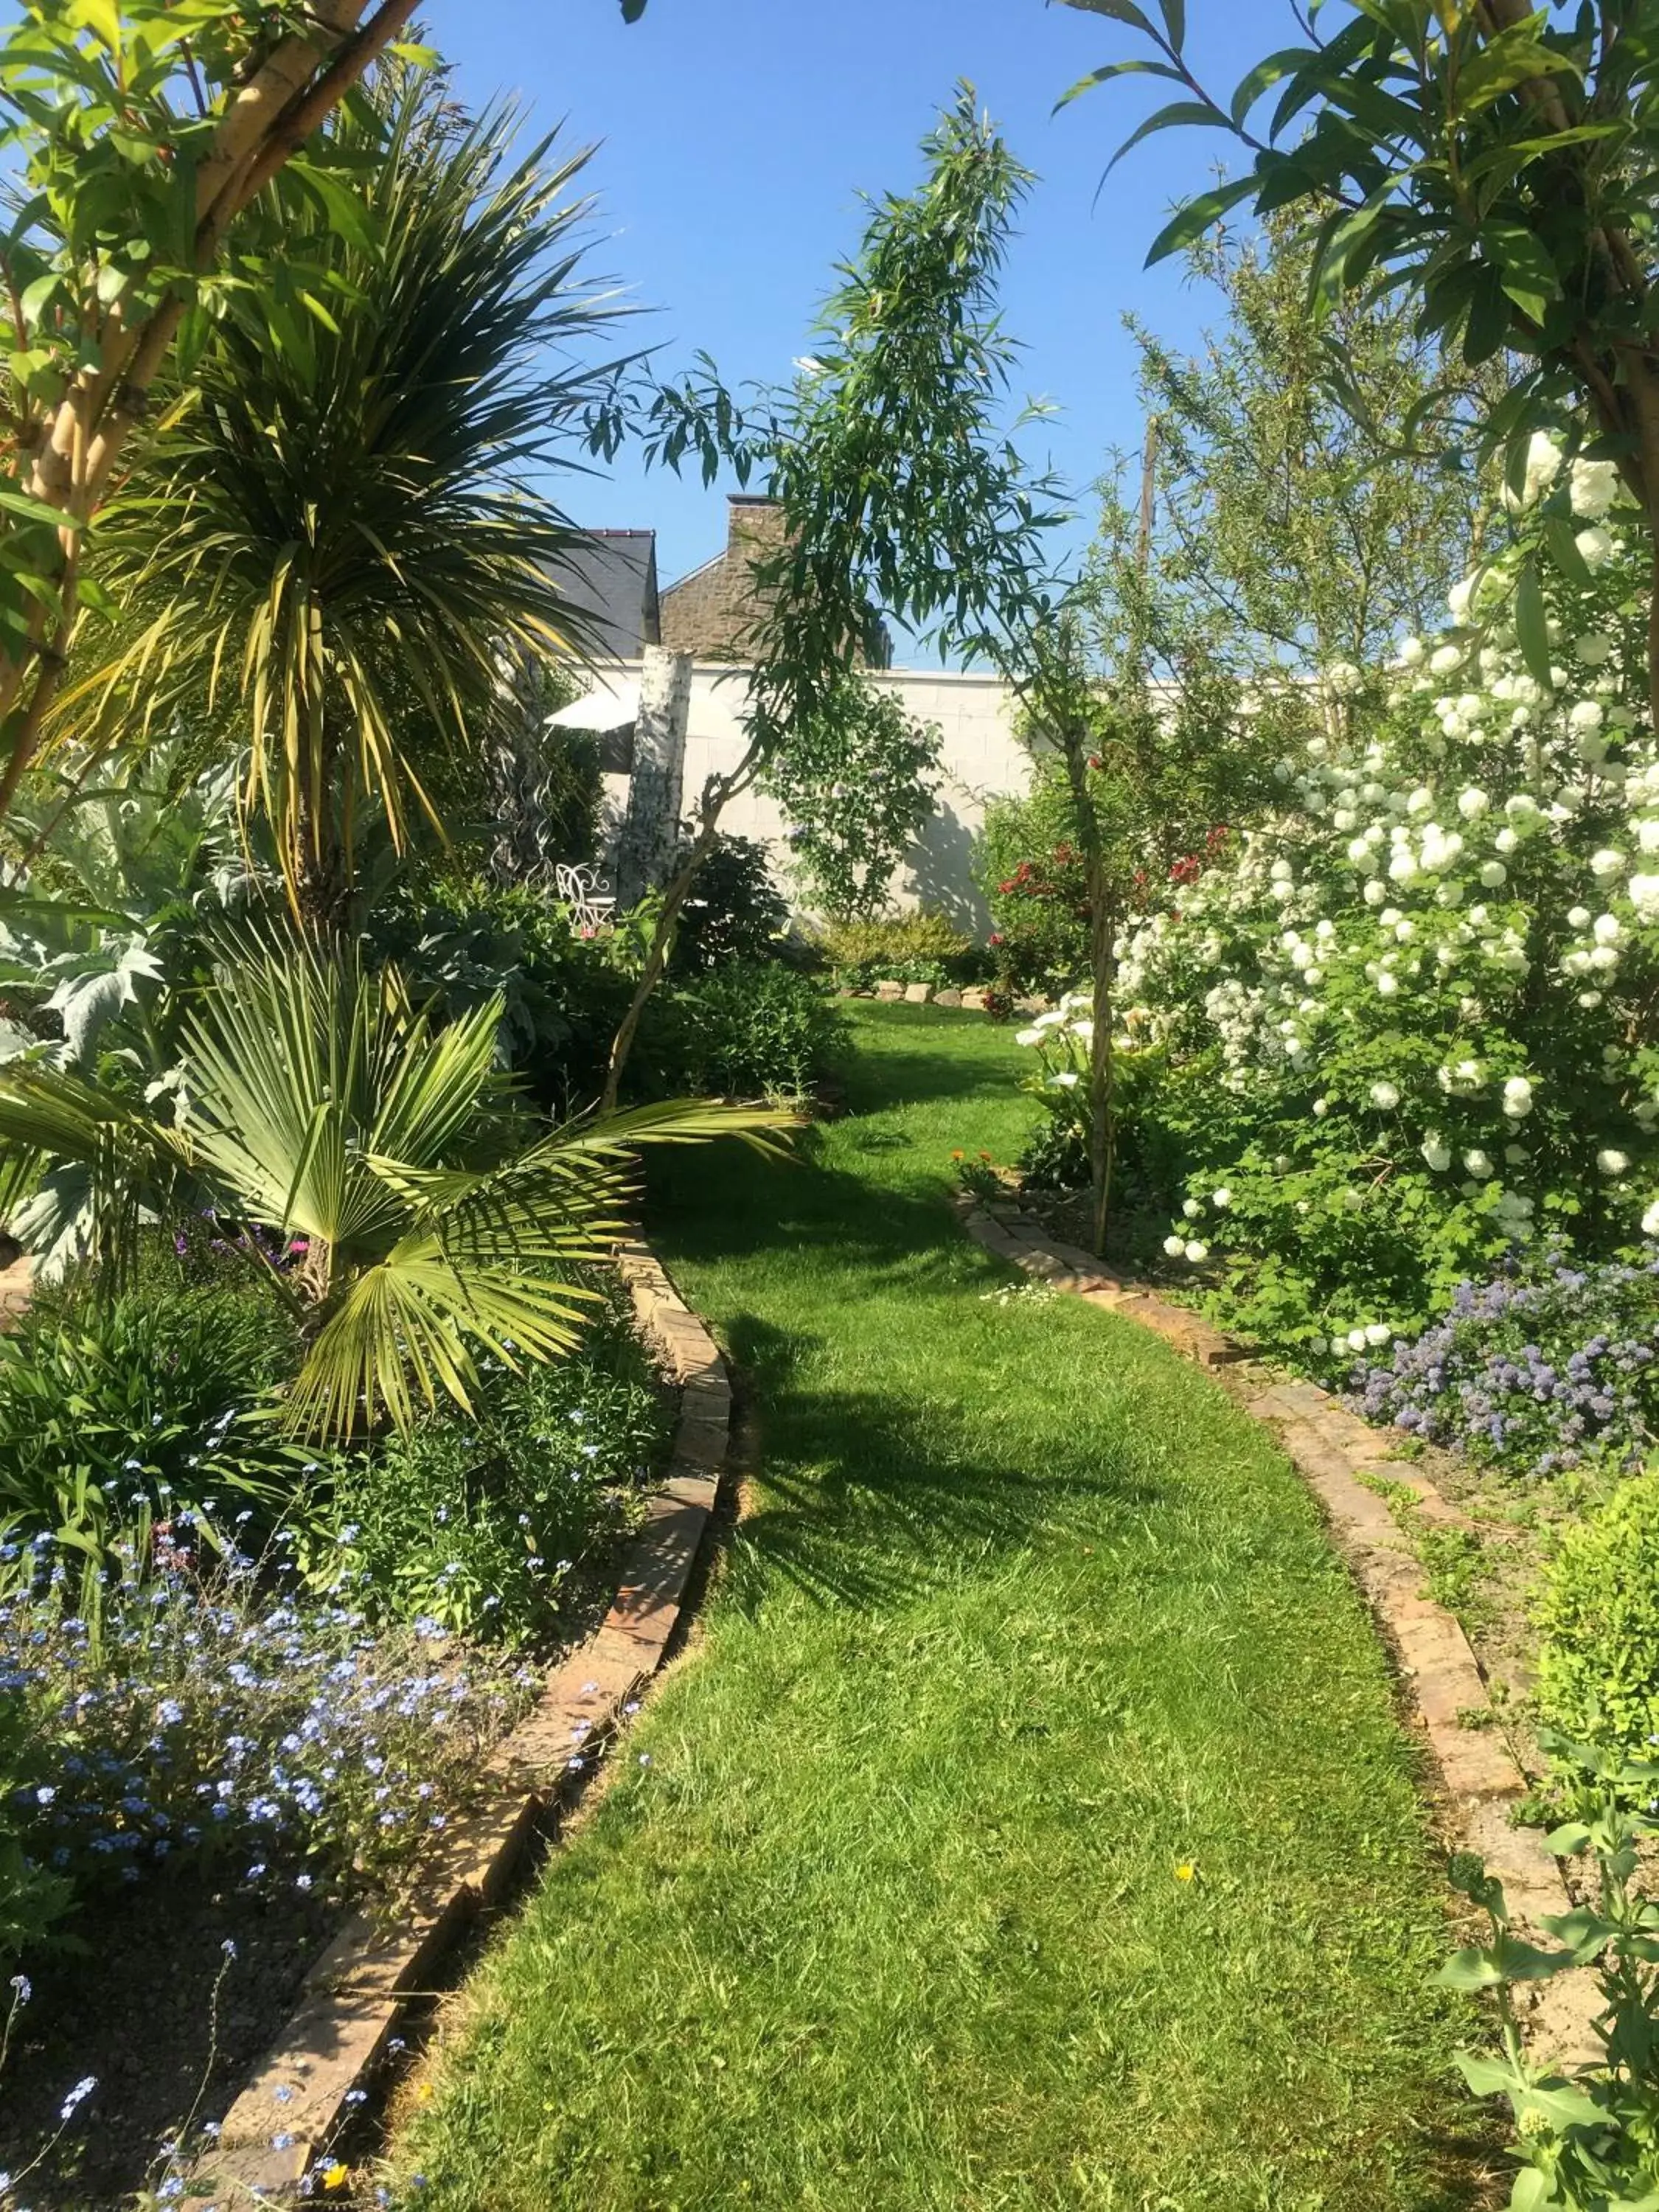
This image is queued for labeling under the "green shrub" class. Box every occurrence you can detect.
[1442,1743,1659,2212]
[816,910,980,986]
[648,961,851,1101]
[1534,1472,1659,1759]
[0,1285,305,1601]
[305,1336,669,1644]
[671,835,790,976]
[371,874,631,1110]
[0,1697,72,1974]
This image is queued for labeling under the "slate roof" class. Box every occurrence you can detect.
[557,529,661,660]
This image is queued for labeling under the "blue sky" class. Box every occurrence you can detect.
[434,0,1293,594]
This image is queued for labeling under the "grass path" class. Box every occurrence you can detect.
[392,1006,1487,2212]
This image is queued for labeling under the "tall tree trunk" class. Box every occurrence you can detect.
[1054,722,1116,1256]
[601,818,719,1113]
[1087,882,1119,1259]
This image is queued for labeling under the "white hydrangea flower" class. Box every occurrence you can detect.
[1479,860,1507,887]
[1502,1076,1534,1118]
[1464,1149,1494,1178]
[1183,1240,1208,1264]
[1569,456,1620,519]
[1422,1134,1452,1172]
[1590,848,1627,880]
[1370,1082,1400,1109]
[1456,787,1490,819]
[1211,1188,1234,1209]
[1163,1234,1186,1258]
[1429,643,1464,677]
[1312,1097,1329,1117]
[1630,874,1659,919]
[1399,636,1426,667]
[1365,1322,1392,1346]
[1503,429,1563,512]
[1642,1199,1659,1239]
[1597,1149,1630,1176]
[1576,524,1615,568]
[1182,1197,1201,1219]
[1573,633,1614,667]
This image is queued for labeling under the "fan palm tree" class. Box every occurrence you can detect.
[60,69,624,925]
[0,941,791,1439]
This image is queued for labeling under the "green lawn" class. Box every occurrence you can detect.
[389,1006,1488,2212]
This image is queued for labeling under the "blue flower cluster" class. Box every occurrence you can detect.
[4,1531,537,1909]
[1349,1248,1659,1476]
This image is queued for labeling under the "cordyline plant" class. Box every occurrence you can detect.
[0,0,653,838]
[1054,0,1659,728]
[62,67,625,931]
[0,0,436,827]
[587,86,1068,1106]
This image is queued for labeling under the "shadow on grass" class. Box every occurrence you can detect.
[710,1312,1163,1618]
[834,1037,1025,1117]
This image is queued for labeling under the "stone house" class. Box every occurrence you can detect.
[552,502,1023,927]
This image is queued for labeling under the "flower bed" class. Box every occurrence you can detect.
[0,1258,675,2209]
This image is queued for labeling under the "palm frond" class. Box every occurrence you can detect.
[6,934,793,1437]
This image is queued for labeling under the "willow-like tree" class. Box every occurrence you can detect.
[1054,0,1659,728]
[593,86,1065,1105]
[1127,207,1501,679]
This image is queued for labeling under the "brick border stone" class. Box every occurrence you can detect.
[958,1195,1597,2061]
[192,1239,731,2200]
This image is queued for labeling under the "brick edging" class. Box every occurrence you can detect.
[959,1197,1597,2061]
[194,1241,731,2199]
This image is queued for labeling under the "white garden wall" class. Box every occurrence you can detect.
[585,660,1029,931]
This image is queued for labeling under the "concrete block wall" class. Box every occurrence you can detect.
[595,660,1029,932]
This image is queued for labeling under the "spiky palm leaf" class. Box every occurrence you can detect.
[58,70,629,911]
[0,943,794,1437]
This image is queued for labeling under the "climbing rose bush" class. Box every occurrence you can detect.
[1079,434,1659,1366]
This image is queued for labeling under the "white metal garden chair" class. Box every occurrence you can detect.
[554,862,616,938]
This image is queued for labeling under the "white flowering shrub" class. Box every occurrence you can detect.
[1026,435,1659,1364]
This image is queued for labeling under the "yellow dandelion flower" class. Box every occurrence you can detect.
[1175,1860,1197,1882]
[322,2164,350,2192]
